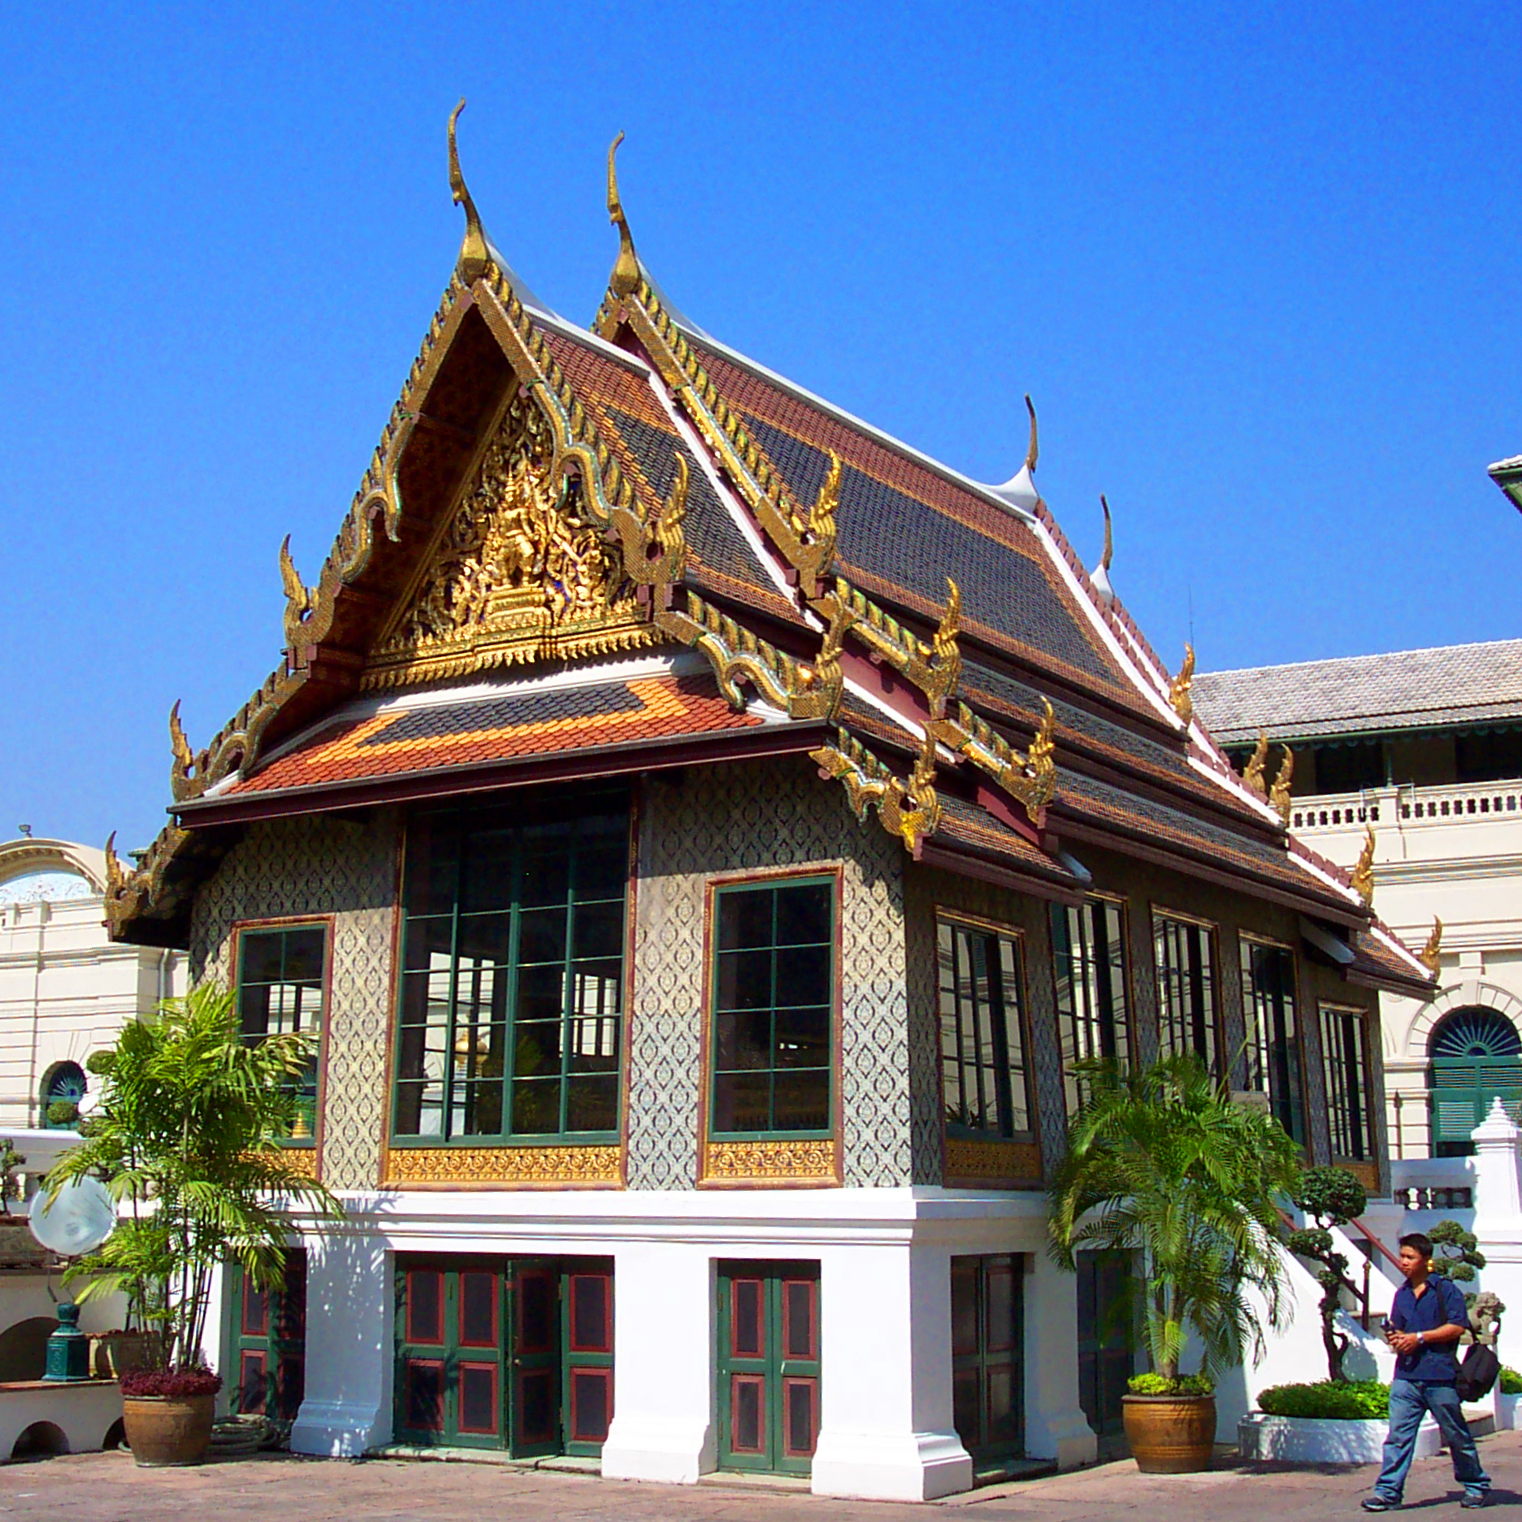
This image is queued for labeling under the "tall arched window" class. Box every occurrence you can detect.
[40,1062,86,1130]
[1428,1008,1522,1157]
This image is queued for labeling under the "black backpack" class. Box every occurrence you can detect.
[1455,1342,1501,1403]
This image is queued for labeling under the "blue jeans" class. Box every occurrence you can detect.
[1373,1379,1490,1501]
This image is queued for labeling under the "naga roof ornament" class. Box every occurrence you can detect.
[447,99,491,283]
[1350,825,1376,906]
[1420,917,1443,973]
[1168,643,1195,726]
[1269,745,1295,824]
[1241,731,1270,798]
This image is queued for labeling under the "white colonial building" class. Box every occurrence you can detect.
[1196,640,1522,1166]
[0,836,181,1133]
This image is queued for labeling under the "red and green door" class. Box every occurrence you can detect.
[395,1255,612,1457]
[227,1248,307,1423]
[717,1261,821,1476]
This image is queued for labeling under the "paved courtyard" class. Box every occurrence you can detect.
[1,1433,1519,1522]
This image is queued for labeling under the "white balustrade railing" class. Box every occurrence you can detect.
[1290,778,1522,834]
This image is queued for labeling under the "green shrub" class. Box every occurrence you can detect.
[1257,1380,1389,1419]
[1128,1372,1214,1396]
[1500,1367,1522,1396]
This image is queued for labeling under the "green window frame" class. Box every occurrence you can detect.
[1153,912,1219,1073]
[709,876,835,1139]
[1241,938,1305,1145]
[393,793,629,1145]
[1051,898,1130,1114]
[938,916,1033,1139]
[1320,1004,1373,1161]
[236,923,328,1142]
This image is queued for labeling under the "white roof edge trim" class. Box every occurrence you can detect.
[665,314,1037,527]
[482,240,559,324]
[1024,515,1183,730]
[1183,751,1285,827]
[639,362,797,601]
[1366,919,1433,978]
[243,651,704,773]
[1287,845,1363,907]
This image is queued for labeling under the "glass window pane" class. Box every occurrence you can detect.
[716,1011,773,1072]
[511,1078,560,1135]
[773,1069,830,1131]
[776,883,831,946]
[566,1075,618,1133]
[775,1007,830,1068]
[717,950,773,1012]
[573,901,624,961]
[240,932,284,985]
[714,1071,771,1134]
[719,888,775,950]
[777,945,830,1007]
[518,907,568,965]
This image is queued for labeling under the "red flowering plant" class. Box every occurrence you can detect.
[119,1365,222,1399]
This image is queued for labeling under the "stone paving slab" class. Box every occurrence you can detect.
[0,1432,1517,1521]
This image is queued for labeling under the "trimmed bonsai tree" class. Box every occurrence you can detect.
[1049,1053,1303,1390]
[1285,1165,1368,1382]
[1427,1219,1485,1286]
[0,1137,25,1214]
[48,983,339,1381]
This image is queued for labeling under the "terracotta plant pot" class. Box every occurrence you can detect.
[122,1394,215,1467]
[1122,1392,1217,1473]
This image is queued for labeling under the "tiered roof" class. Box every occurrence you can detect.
[101,109,1434,997]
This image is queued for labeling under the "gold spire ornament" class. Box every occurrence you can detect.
[1351,825,1376,905]
[1242,732,1270,798]
[448,100,490,283]
[168,701,196,802]
[1269,745,1295,824]
[279,534,314,647]
[925,578,963,720]
[1023,394,1039,472]
[1099,494,1114,572]
[607,132,640,298]
[1169,643,1195,726]
[1420,917,1444,974]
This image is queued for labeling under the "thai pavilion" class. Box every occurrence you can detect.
[102,109,1434,1499]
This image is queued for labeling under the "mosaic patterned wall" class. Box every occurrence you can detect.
[627,758,911,1189]
[904,864,1068,1178]
[189,812,398,1192]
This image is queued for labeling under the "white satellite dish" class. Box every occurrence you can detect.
[29,1176,115,1257]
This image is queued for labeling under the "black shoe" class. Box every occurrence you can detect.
[1459,1495,1487,1510]
[1361,1498,1399,1512]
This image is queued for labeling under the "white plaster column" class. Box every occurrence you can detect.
[290,1223,394,1457]
[1470,1101,1522,1328]
[600,1242,715,1483]
[1022,1253,1097,1468]
[810,1242,971,1502]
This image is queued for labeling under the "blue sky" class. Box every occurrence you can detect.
[2,1,1518,854]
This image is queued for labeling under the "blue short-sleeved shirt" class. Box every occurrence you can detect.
[1387,1274,1468,1382]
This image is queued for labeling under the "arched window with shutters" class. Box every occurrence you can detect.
[1428,1008,1522,1157]
[40,1061,86,1130]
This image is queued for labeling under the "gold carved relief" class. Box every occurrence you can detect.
[365,396,657,688]
[382,1144,622,1188]
[944,1137,1041,1184]
[703,1138,838,1184]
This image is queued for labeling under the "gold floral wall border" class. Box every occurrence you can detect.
[700,1138,840,1187]
[381,1144,623,1189]
[943,1138,1042,1188]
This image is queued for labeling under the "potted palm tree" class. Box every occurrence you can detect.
[1049,1054,1301,1472]
[48,984,338,1466]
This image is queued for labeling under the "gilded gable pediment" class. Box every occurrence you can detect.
[365,394,659,689]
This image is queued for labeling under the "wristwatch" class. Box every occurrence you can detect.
[1417,1331,1425,1345]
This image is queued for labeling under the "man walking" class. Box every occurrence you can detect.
[1362,1232,1490,1510]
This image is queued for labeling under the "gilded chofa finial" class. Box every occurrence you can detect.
[279,534,313,647]
[448,100,490,283]
[927,579,963,719]
[1351,825,1376,905]
[1420,917,1444,974]
[1169,643,1195,725]
[1099,494,1114,572]
[1023,395,1039,472]
[1269,745,1295,824]
[1242,731,1270,798]
[607,132,640,298]
[103,831,126,896]
[169,701,194,802]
